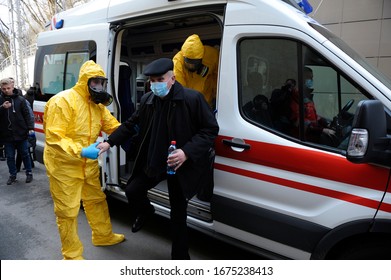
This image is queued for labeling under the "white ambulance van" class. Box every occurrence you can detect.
[32,0,391,259]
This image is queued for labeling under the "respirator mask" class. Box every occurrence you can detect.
[304,79,314,90]
[184,57,202,72]
[88,77,113,106]
[184,57,209,77]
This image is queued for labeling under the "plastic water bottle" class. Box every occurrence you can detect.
[167,140,176,175]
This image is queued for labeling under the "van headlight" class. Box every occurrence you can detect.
[347,128,368,157]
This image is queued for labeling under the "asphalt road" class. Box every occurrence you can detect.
[0,159,260,260]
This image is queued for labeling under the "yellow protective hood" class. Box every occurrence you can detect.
[181,34,204,59]
[73,60,106,98]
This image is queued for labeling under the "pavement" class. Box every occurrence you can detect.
[0,158,259,260]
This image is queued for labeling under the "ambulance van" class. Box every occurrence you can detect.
[32,0,391,259]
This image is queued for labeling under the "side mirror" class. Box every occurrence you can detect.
[347,100,391,166]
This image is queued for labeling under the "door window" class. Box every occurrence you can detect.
[41,52,89,95]
[34,40,95,101]
[238,38,369,150]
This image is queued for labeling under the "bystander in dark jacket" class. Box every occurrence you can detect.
[0,78,34,184]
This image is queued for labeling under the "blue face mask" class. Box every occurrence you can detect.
[305,79,314,89]
[150,82,170,97]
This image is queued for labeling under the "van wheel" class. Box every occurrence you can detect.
[330,235,391,260]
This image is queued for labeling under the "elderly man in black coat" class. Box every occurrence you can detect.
[98,58,219,259]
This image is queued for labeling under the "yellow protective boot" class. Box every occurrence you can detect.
[63,256,85,260]
[57,216,84,260]
[92,233,126,246]
[83,199,125,246]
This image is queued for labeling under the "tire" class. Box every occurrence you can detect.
[332,236,391,260]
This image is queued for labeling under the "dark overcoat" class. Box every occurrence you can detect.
[108,81,219,199]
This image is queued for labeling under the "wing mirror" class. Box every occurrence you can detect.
[347,100,391,166]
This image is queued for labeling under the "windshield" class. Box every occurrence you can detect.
[310,23,391,90]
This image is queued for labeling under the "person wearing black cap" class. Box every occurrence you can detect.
[98,57,219,259]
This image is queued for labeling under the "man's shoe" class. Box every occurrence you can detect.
[7,176,17,185]
[26,173,33,183]
[131,206,155,233]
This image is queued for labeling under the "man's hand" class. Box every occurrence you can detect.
[81,142,100,159]
[97,142,111,155]
[167,148,188,171]
[1,101,11,109]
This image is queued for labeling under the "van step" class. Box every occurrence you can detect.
[148,187,212,222]
[109,178,212,222]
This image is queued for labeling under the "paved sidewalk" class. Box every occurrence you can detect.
[0,160,258,260]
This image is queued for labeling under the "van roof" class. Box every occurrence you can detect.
[50,0,306,30]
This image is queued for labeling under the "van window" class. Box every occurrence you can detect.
[239,38,369,150]
[41,52,89,95]
[34,40,96,102]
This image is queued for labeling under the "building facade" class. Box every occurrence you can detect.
[311,0,391,79]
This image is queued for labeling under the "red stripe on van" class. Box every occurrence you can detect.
[379,202,391,213]
[215,135,390,193]
[214,162,391,212]
[34,111,44,124]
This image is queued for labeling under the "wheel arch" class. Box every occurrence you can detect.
[311,219,391,259]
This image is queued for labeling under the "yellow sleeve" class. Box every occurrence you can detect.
[101,106,121,134]
[173,51,188,87]
[44,96,83,158]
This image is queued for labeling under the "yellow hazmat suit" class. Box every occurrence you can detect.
[43,60,124,260]
[173,34,219,108]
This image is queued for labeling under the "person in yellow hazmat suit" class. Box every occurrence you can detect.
[43,60,125,260]
[173,34,219,109]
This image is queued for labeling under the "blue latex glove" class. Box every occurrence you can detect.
[81,142,99,159]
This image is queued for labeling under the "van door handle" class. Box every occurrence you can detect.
[222,139,251,150]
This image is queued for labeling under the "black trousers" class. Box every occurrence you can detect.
[0,145,5,158]
[125,171,190,259]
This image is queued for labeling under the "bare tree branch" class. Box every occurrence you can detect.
[0,0,90,62]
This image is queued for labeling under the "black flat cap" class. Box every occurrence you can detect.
[143,58,173,76]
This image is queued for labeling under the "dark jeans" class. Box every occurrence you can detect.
[0,145,5,158]
[4,140,32,177]
[125,171,190,259]
[16,146,35,171]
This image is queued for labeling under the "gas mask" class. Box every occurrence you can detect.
[184,58,202,72]
[184,57,209,77]
[88,77,113,106]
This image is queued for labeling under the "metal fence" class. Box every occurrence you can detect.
[0,43,37,72]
